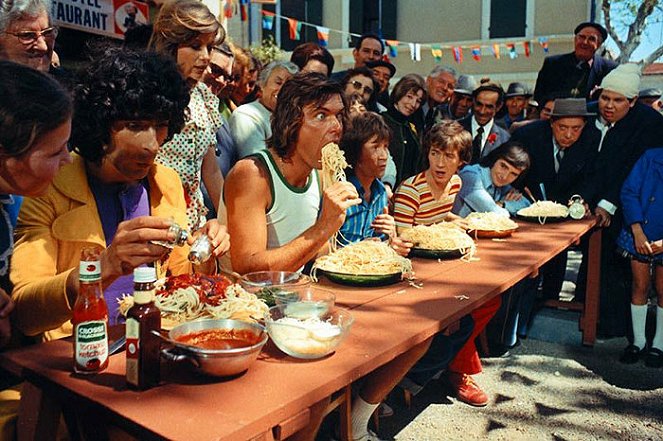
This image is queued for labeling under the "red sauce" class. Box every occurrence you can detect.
[159,274,232,306]
[175,329,261,350]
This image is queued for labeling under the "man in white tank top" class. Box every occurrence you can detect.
[225,73,434,441]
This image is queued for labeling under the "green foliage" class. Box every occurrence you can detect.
[250,35,284,65]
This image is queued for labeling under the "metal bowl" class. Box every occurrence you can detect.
[239,271,312,306]
[163,319,268,377]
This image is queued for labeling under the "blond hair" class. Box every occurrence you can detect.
[149,0,224,57]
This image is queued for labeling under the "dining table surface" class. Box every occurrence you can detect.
[0,217,601,441]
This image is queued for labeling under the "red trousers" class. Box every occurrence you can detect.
[449,296,501,375]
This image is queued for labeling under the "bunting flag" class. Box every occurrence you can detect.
[538,37,549,53]
[471,46,481,62]
[491,44,500,59]
[386,40,399,58]
[507,43,517,59]
[431,44,442,63]
[316,26,329,47]
[240,3,248,21]
[452,46,463,63]
[409,43,421,61]
[224,1,233,19]
[262,11,275,30]
[523,41,531,57]
[287,18,301,40]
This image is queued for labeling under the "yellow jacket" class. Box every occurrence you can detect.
[11,153,191,341]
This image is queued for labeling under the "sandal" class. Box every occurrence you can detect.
[645,347,663,368]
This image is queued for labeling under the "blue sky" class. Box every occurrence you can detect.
[604,5,662,62]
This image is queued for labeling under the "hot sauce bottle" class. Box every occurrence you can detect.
[72,246,109,374]
[126,267,161,390]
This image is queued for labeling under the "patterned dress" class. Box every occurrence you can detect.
[156,82,222,230]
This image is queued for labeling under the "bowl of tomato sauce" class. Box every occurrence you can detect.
[164,319,268,377]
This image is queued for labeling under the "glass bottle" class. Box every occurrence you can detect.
[72,246,109,374]
[126,267,161,390]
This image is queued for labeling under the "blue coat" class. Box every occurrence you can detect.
[617,148,663,258]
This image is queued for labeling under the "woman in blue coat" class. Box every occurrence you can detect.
[616,148,663,367]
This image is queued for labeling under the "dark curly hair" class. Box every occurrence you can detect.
[290,42,335,76]
[267,72,346,159]
[340,111,391,169]
[0,60,72,158]
[71,48,190,164]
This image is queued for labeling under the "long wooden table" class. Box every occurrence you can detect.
[0,219,600,441]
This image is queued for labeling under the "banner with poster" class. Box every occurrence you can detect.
[51,0,149,39]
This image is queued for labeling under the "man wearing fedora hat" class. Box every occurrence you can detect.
[533,22,617,104]
[430,74,478,126]
[637,87,662,111]
[366,58,396,110]
[496,82,532,130]
[512,98,600,301]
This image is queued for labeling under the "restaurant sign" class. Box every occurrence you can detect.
[51,0,149,39]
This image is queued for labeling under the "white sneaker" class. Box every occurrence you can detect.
[353,429,387,441]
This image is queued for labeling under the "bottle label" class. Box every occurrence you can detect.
[75,320,108,371]
[79,260,101,282]
[126,318,140,386]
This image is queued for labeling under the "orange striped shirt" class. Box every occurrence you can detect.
[393,172,462,232]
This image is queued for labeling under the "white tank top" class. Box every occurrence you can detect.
[255,150,321,249]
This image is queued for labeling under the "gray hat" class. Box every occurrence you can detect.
[505,82,531,98]
[639,87,662,99]
[454,75,477,95]
[550,98,595,117]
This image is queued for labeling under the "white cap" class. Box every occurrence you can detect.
[133,267,157,283]
[600,63,641,99]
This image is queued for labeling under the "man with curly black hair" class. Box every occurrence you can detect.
[11,48,230,342]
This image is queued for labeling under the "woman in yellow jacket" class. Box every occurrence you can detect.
[11,48,231,343]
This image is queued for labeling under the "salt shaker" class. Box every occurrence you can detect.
[188,234,213,264]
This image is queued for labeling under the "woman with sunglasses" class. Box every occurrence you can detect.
[149,0,226,231]
[341,66,380,112]
[381,73,428,188]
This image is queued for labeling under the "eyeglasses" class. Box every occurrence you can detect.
[350,80,373,96]
[5,26,58,45]
[208,64,232,82]
[575,33,600,44]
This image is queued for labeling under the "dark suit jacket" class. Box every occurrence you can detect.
[511,120,600,203]
[582,103,663,209]
[533,52,617,103]
[459,116,510,163]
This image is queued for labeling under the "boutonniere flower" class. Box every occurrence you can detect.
[487,133,497,144]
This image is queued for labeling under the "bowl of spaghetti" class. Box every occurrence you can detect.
[464,212,519,238]
[266,305,353,359]
[118,273,269,329]
[312,240,412,287]
[401,223,476,259]
[517,201,569,224]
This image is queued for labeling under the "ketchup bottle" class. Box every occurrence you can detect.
[72,246,109,374]
[126,267,161,390]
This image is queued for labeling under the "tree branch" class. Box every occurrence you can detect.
[602,0,626,53]
[645,44,663,65]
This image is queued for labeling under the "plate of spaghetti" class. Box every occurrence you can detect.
[118,273,269,329]
[517,201,569,224]
[465,212,519,238]
[312,241,412,287]
[401,223,476,260]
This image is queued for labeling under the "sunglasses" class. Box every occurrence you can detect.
[350,80,373,96]
[208,64,232,82]
[6,26,58,45]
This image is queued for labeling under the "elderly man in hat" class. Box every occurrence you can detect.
[430,75,477,125]
[366,58,396,110]
[497,82,532,130]
[638,87,662,111]
[459,81,510,164]
[511,98,600,301]
[533,22,617,104]
[574,63,663,337]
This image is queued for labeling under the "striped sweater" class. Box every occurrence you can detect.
[393,171,462,232]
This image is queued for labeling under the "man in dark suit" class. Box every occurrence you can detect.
[533,22,617,104]
[511,98,599,301]
[459,82,510,164]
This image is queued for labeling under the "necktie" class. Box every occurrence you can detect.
[555,149,564,173]
[471,126,484,164]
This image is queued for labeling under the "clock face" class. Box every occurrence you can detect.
[569,201,586,220]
